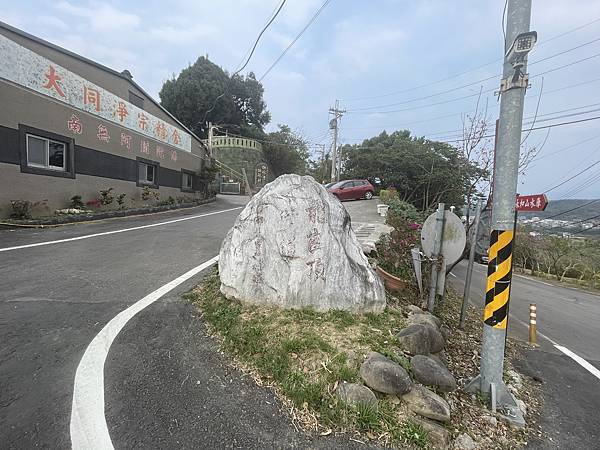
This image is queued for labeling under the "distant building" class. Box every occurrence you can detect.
[0,21,210,218]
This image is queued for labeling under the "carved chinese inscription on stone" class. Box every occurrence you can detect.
[307,228,321,254]
[306,203,326,225]
[306,258,326,281]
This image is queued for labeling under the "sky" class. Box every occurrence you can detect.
[2,0,600,199]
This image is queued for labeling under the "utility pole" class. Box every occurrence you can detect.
[467,0,536,426]
[207,122,216,158]
[329,100,345,182]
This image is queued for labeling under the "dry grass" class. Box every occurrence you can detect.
[186,270,540,449]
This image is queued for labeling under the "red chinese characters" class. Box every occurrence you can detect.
[171,129,181,146]
[120,133,132,150]
[154,121,167,141]
[140,140,150,154]
[67,114,83,134]
[97,124,110,142]
[115,101,128,122]
[84,86,101,111]
[138,112,149,131]
[42,65,65,97]
[155,145,165,159]
[170,150,178,161]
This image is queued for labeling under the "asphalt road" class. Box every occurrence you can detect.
[0,195,370,449]
[450,260,600,449]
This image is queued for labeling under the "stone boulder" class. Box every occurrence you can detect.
[411,355,457,392]
[412,417,450,449]
[219,174,386,312]
[407,312,442,329]
[402,385,451,422]
[359,352,412,395]
[335,382,378,409]
[396,324,431,355]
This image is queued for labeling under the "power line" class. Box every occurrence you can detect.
[202,0,287,124]
[340,16,600,102]
[259,0,333,81]
[527,199,600,223]
[543,160,600,194]
[542,213,600,230]
[346,38,600,113]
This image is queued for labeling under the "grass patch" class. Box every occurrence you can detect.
[187,269,430,447]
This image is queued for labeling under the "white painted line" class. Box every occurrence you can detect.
[70,255,219,450]
[554,345,600,381]
[449,272,457,278]
[514,274,555,287]
[0,207,242,253]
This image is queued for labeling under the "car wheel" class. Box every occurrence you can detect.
[364,191,373,200]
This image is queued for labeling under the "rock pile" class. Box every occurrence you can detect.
[333,304,458,448]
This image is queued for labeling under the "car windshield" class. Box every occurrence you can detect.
[329,181,348,189]
[324,182,336,188]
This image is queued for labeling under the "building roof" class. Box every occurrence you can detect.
[0,20,205,148]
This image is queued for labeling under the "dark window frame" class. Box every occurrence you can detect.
[136,156,159,188]
[18,124,75,179]
[181,169,195,193]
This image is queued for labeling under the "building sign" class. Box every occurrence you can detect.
[0,33,192,152]
[515,194,548,212]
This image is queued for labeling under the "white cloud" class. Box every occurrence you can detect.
[54,1,140,32]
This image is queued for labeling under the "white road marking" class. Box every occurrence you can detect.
[553,345,600,381]
[514,274,554,287]
[0,207,242,253]
[70,255,219,450]
[449,272,457,278]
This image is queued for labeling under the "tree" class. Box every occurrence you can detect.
[159,57,270,137]
[339,130,484,211]
[262,125,309,177]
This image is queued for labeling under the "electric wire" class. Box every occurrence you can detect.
[202,0,287,124]
[259,0,333,81]
[340,16,600,102]
[543,160,600,194]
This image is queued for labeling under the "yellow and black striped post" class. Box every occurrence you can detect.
[483,230,514,329]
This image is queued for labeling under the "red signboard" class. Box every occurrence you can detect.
[515,194,548,212]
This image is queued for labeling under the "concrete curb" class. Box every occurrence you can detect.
[0,197,216,229]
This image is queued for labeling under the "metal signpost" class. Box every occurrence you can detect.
[460,199,484,329]
[467,0,536,427]
[421,205,466,312]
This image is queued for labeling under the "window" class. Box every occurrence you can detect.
[137,158,158,188]
[19,125,75,178]
[129,91,144,109]
[26,134,66,171]
[181,170,194,192]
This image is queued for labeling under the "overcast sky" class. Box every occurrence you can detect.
[2,0,600,199]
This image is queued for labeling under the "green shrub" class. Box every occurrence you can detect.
[385,198,424,224]
[99,188,114,206]
[141,186,160,202]
[379,189,399,204]
[70,195,84,209]
[116,193,127,208]
[10,200,46,219]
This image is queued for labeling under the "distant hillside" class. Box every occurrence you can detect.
[519,198,600,221]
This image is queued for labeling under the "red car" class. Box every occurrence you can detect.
[327,179,374,201]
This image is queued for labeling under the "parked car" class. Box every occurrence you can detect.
[327,179,374,201]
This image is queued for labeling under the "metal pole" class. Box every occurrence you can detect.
[330,101,339,182]
[479,0,532,399]
[460,199,483,329]
[427,203,445,312]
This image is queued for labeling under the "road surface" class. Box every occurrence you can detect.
[0,195,368,449]
[451,260,600,449]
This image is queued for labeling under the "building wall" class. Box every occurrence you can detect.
[0,26,183,132]
[0,80,205,218]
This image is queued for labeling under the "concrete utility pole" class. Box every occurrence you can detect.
[329,100,345,182]
[207,122,215,158]
[467,0,536,426]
